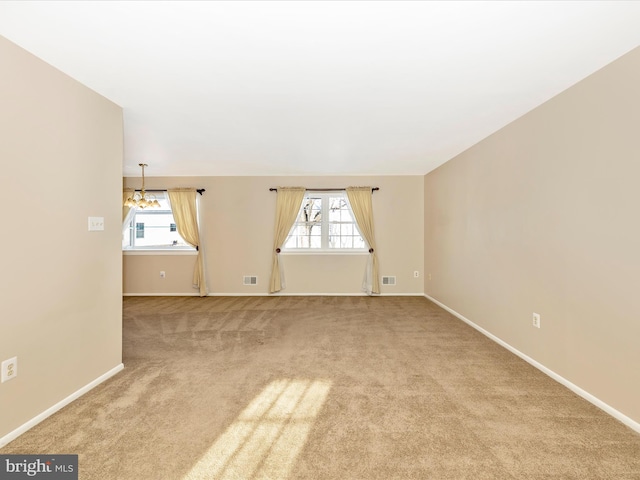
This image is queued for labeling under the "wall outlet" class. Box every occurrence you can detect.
[532,312,541,329]
[160,271,166,278]
[413,271,420,278]
[428,273,432,281]
[1,357,18,383]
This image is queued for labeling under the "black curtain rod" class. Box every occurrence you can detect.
[269,187,379,192]
[133,189,206,195]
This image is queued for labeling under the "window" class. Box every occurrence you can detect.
[283,192,366,252]
[123,194,195,251]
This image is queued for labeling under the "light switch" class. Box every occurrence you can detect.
[88,216,105,231]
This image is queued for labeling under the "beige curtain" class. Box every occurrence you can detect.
[346,186,380,295]
[168,188,207,297]
[269,187,306,293]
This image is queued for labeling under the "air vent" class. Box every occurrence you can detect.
[382,276,396,286]
[243,276,258,286]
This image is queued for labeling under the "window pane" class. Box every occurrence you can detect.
[129,211,193,248]
[301,198,321,222]
[123,194,195,250]
[283,192,367,251]
[329,197,344,210]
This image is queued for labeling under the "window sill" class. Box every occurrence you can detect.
[123,249,197,256]
[280,250,369,255]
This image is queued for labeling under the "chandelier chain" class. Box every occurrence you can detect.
[124,163,160,209]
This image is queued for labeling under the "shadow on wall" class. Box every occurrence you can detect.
[183,379,332,480]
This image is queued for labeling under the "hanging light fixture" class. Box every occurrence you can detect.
[124,163,161,209]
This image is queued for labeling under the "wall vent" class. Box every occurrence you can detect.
[382,276,396,286]
[243,276,258,286]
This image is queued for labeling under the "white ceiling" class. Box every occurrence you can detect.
[1,1,639,177]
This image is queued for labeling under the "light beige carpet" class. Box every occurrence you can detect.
[2,296,639,479]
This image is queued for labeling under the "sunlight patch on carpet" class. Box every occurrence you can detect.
[183,379,332,480]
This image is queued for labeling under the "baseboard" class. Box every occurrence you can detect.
[209,292,425,297]
[123,293,201,296]
[0,363,125,448]
[124,292,425,297]
[424,294,640,434]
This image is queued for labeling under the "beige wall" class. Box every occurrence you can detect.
[123,176,424,295]
[0,37,123,440]
[424,47,640,423]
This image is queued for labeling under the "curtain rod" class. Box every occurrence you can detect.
[269,187,379,192]
[132,189,206,195]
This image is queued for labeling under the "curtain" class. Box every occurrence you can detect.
[122,189,136,241]
[168,189,208,297]
[346,187,380,295]
[269,187,306,293]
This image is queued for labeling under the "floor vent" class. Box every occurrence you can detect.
[243,276,258,286]
[382,276,396,286]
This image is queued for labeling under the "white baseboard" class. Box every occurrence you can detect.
[124,292,425,297]
[123,293,200,296]
[210,292,425,297]
[0,363,124,448]
[424,294,640,434]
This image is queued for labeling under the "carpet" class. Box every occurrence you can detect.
[2,296,639,479]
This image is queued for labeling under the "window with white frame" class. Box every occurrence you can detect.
[123,194,195,251]
[283,192,367,252]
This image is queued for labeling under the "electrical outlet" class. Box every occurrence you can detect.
[532,312,541,329]
[413,271,420,278]
[160,271,166,278]
[428,273,432,281]
[1,357,18,383]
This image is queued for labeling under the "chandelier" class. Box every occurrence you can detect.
[124,163,160,209]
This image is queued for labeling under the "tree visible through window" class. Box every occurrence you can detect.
[283,192,366,251]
